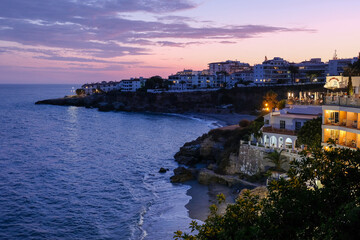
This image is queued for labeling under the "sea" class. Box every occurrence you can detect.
[0,84,217,240]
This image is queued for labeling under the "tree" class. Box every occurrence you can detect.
[75,88,85,96]
[176,147,360,239]
[288,65,299,84]
[343,58,360,96]
[145,75,164,89]
[277,99,286,110]
[263,90,278,112]
[306,70,322,82]
[264,149,287,171]
[297,117,322,151]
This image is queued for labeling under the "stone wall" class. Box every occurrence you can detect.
[224,143,297,176]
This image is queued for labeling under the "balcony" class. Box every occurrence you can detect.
[326,119,358,128]
[323,129,359,149]
[324,96,360,108]
[262,126,297,136]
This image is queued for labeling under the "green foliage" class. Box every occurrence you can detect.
[276,99,286,110]
[176,147,360,240]
[297,117,322,151]
[145,75,168,89]
[343,59,360,96]
[288,65,299,84]
[264,149,287,171]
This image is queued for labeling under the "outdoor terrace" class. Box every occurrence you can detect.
[262,126,297,136]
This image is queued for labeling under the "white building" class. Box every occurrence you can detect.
[82,81,119,95]
[168,69,216,90]
[231,70,254,83]
[254,57,291,84]
[262,106,322,150]
[324,75,360,92]
[119,78,146,92]
[208,60,250,75]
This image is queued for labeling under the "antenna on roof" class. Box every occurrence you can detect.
[333,50,338,60]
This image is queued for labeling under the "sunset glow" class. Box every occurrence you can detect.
[0,0,359,83]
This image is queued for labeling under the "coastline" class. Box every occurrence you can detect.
[184,112,257,127]
[184,180,256,222]
[175,113,258,222]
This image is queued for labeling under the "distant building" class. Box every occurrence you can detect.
[82,81,119,94]
[327,57,358,76]
[231,69,254,83]
[168,69,216,90]
[262,106,322,150]
[119,78,146,92]
[254,57,291,84]
[208,60,250,75]
[295,58,327,82]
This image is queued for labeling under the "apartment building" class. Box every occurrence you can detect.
[322,94,360,149]
[208,60,250,75]
[254,57,291,84]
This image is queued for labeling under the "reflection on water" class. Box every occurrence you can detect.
[0,85,213,240]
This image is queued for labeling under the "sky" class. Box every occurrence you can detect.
[0,0,359,84]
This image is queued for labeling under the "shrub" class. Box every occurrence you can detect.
[239,119,251,128]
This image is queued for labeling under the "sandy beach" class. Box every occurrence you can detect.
[184,180,257,221]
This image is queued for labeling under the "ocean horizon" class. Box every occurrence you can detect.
[0,84,216,239]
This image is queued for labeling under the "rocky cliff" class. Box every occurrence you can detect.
[171,119,295,186]
[36,84,325,114]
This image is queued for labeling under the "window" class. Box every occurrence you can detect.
[330,112,339,124]
[295,121,302,131]
[265,119,269,124]
[280,120,286,129]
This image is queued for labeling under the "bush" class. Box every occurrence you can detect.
[239,119,251,128]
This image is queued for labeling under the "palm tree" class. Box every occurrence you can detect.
[343,58,360,96]
[265,149,287,171]
[288,65,299,84]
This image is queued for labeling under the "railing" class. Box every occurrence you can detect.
[325,119,359,130]
[324,96,360,108]
[262,126,297,136]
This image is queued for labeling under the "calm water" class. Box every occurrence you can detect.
[0,85,215,239]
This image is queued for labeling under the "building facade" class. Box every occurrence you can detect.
[327,57,358,76]
[168,69,216,90]
[119,78,145,92]
[296,58,327,82]
[82,81,119,94]
[262,106,322,150]
[208,60,250,75]
[231,69,254,83]
[254,57,291,84]
[322,95,360,149]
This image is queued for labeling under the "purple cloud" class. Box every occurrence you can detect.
[34,55,141,64]
[0,0,315,63]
